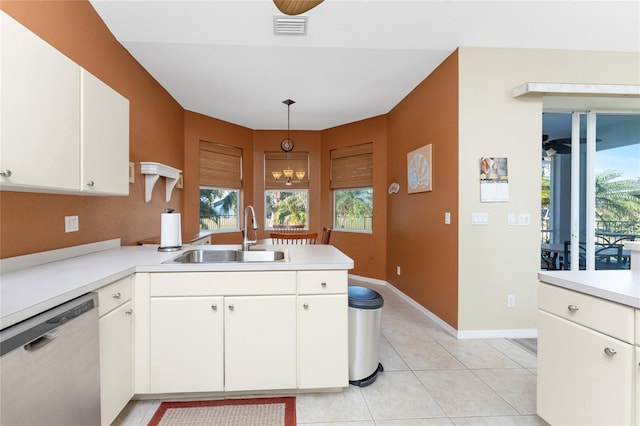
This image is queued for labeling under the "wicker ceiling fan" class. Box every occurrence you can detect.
[273,0,324,15]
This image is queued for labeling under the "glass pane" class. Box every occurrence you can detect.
[333,188,373,232]
[593,113,640,269]
[264,190,309,229]
[199,187,239,231]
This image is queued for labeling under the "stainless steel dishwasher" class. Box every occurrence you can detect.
[0,293,100,426]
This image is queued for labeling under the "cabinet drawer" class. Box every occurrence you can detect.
[297,270,347,294]
[97,276,132,316]
[539,283,634,343]
[150,272,296,296]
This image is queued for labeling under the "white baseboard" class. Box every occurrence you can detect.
[348,274,538,340]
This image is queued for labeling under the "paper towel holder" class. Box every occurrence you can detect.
[158,208,183,252]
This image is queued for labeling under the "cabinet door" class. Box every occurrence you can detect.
[149,297,224,393]
[81,70,129,195]
[297,294,348,389]
[224,295,296,391]
[636,346,640,426]
[99,301,132,426]
[0,11,80,192]
[538,310,634,426]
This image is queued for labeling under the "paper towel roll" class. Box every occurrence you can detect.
[160,212,182,249]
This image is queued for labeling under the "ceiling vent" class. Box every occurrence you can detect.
[273,15,308,35]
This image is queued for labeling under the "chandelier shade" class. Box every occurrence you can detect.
[266,152,309,189]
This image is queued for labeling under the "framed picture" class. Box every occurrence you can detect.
[407,144,432,193]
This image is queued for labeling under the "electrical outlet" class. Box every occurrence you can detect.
[65,215,79,233]
[396,266,401,276]
[507,294,516,308]
[128,161,135,183]
[508,213,516,226]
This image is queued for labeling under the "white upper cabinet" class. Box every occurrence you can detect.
[0,11,129,195]
[0,11,80,192]
[81,70,129,195]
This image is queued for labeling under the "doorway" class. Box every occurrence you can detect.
[541,112,640,270]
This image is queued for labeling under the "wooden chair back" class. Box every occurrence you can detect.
[321,227,332,244]
[270,232,318,245]
[272,224,305,232]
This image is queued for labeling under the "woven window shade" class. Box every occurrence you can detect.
[265,152,309,189]
[200,141,242,189]
[330,142,373,189]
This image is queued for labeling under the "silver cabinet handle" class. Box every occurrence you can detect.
[86,180,95,187]
[0,170,12,177]
[303,303,309,309]
[567,304,579,312]
[113,292,122,299]
[228,304,234,311]
[211,304,217,311]
[604,347,617,357]
[125,309,133,315]
[321,281,327,287]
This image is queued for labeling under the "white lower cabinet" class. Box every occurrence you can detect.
[538,311,634,425]
[297,294,348,388]
[636,346,640,426]
[224,295,296,391]
[537,283,636,426]
[137,270,348,395]
[97,276,133,426]
[149,296,224,393]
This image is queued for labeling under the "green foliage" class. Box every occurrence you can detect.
[265,191,308,225]
[595,171,640,222]
[334,188,373,230]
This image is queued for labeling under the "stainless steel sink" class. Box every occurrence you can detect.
[164,249,286,264]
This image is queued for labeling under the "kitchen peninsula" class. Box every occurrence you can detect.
[537,241,639,426]
[0,240,353,425]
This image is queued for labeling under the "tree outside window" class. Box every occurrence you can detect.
[334,188,373,231]
[265,190,308,228]
[200,187,239,231]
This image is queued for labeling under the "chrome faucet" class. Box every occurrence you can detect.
[242,205,258,251]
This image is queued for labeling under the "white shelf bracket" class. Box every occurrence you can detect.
[140,162,182,202]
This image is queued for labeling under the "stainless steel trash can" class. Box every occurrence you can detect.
[348,285,384,386]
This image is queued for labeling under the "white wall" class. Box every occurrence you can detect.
[457,47,640,335]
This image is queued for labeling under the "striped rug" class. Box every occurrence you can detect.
[148,397,296,426]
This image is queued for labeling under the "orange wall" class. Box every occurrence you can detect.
[0,1,185,258]
[386,52,459,328]
[321,116,388,280]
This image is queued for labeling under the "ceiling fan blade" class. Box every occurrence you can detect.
[273,0,324,15]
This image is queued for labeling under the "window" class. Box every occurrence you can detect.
[264,152,309,229]
[199,141,242,232]
[330,142,373,232]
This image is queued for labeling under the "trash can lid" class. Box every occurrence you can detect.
[348,286,384,309]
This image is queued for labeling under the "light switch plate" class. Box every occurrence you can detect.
[444,212,451,224]
[518,213,530,226]
[472,212,488,225]
[508,213,516,226]
[129,162,135,183]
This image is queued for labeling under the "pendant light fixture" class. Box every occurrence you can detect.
[272,99,305,185]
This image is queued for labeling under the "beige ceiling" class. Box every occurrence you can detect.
[88,1,639,131]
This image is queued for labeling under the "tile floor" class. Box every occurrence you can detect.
[113,282,549,425]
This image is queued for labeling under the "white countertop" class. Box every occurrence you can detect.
[538,269,640,308]
[0,243,354,330]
